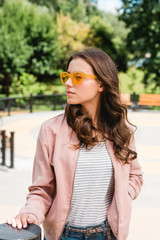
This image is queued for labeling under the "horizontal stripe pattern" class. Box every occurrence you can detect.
[67,141,114,227]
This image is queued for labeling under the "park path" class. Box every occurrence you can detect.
[0,110,160,240]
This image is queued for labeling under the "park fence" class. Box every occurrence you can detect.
[0,130,15,168]
[0,93,160,116]
[0,93,67,116]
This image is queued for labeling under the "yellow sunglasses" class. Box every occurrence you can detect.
[60,72,97,85]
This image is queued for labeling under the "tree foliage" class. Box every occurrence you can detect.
[87,14,128,71]
[10,72,47,96]
[119,0,160,90]
[29,0,100,22]
[0,0,58,96]
[56,11,90,69]
[0,0,129,96]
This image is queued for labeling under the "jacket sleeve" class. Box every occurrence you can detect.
[19,123,56,224]
[128,131,143,200]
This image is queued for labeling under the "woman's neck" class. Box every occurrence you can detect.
[82,103,101,127]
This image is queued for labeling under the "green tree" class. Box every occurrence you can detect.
[28,0,128,71]
[119,0,160,90]
[0,0,59,96]
[85,14,128,71]
[56,11,90,69]
[29,0,101,22]
[0,0,4,6]
[10,72,47,96]
[101,12,129,71]
[87,16,115,54]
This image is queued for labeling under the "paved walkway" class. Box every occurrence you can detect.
[0,110,160,240]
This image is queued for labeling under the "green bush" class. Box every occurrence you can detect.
[119,67,159,94]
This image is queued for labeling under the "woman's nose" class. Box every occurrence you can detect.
[65,77,73,87]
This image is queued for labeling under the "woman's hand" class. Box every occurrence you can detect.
[6,213,37,229]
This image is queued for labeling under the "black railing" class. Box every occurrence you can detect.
[0,130,15,168]
[0,93,67,116]
[0,93,160,116]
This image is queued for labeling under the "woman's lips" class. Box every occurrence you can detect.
[66,91,75,96]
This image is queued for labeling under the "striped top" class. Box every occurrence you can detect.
[66,141,115,227]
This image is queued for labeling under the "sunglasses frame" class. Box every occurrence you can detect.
[60,71,97,85]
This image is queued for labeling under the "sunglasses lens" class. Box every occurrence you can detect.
[74,72,83,84]
[61,73,69,84]
[60,72,84,85]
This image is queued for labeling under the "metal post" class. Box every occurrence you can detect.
[10,132,14,168]
[29,94,33,113]
[7,98,11,116]
[1,130,6,166]
[53,95,57,110]
[131,92,138,111]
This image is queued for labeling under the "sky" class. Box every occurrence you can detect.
[97,0,122,14]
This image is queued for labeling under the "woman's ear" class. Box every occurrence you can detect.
[99,82,104,92]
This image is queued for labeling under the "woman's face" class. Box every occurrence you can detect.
[65,58,103,108]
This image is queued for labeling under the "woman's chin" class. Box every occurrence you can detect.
[67,100,79,105]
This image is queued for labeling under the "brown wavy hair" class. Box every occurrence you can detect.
[65,47,137,164]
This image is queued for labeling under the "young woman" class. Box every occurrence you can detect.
[7,48,143,240]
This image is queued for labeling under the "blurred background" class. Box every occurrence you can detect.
[0,0,160,239]
[0,0,159,105]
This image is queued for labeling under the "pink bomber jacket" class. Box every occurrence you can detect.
[19,113,143,240]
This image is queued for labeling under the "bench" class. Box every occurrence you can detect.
[120,93,132,106]
[138,94,160,106]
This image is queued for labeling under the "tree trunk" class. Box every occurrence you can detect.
[4,74,12,97]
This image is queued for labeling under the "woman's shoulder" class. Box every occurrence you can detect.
[41,112,67,131]
[125,120,136,134]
